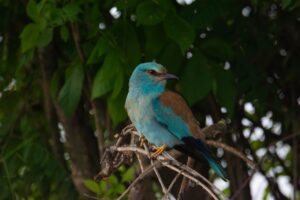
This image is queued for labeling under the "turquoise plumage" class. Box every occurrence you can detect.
[125,62,228,180]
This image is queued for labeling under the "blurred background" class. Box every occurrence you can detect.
[0,0,300,199]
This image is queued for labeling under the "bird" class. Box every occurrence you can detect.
[125,62,228,181]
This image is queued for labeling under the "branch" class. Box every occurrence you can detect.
[178,157,194,199]
[117,146,222,200]
[206,140,256,168]
[202,120,227,138]
[97,123,255,200]
[116,163,160,200]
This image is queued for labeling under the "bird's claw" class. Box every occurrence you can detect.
[151,144,167,158]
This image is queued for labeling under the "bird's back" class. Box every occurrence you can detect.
[155,90,205,140]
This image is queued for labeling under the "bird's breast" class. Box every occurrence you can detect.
[125,91,154,125]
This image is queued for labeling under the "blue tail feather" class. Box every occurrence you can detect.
[174,136,228,181]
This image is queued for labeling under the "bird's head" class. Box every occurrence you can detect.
[129,62,178,95]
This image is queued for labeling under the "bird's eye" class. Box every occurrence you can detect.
[147,69,158,76]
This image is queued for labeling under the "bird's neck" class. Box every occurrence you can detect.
[129,82,165,98]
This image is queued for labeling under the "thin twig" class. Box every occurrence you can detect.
[166,170,182,195]
[163,163,220,200]
[83,193,101,200]
[143,143,168,195]
[116,146,227,200]
[163,152,228,200]
[207,140,256,168]
[178,157,194,199]
[135,153,145,172]
[116,163,159,200]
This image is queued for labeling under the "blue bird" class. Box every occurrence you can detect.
[125,62,228,180]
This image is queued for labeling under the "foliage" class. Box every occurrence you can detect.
[84,166,134,199]
[0,0,300,199]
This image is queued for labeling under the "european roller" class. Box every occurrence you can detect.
[125,62,228,180]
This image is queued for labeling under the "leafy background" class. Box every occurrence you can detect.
[0,0,300,199]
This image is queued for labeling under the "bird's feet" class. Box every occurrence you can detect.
[151,144,167,157]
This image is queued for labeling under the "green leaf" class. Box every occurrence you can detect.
[200,38,234,60]
[108,90,127,127]
[163,13,195,53]
[20,23,40,52]
[83,179,101,194]
[60,25,69,42]
[136,1,167,25]
[121,167,134,182]
[37,28,53,48]
[26,0,39,21]
[111,67,124,98]
[62,3,81,21]
[144,25,167,58]
[250,140,264,150]
[92,51,121,99]
[158,43,183,74]
[213,66,236,115]
[181,52,213,105]
[58,63,84,116]
[87,37,110,64]
[122,22,141,70]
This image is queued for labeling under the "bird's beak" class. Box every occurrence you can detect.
[160,73,179,80]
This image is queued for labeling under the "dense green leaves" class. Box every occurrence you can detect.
[58,63,84,116]
[181,52,213,105]
[20,23,40,52]
[136,1,167,25]
[163,13,195,53]
[84,180,101,194]
[92,51,124,99]
[26,0,39,21]
[87,37,110,64]
[213,66,236,115]
[200,38,234,61]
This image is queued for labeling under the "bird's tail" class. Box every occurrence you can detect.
[174,137,228,181]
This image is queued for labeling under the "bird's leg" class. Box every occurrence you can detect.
[151,144,167,157]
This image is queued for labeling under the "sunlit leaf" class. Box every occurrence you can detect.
[121,167,134,182]
[83,179,101,194]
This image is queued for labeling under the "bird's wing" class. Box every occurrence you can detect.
[152,90,205,140]
[153,91,228,180]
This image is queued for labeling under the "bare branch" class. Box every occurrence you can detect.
[207,140,256,168]
[97,123,256,200]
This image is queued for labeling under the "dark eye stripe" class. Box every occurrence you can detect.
[146,69,159,76]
